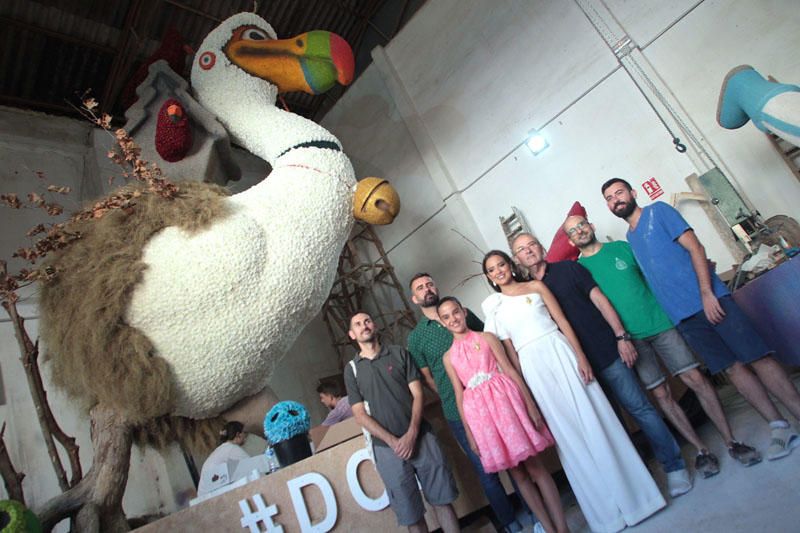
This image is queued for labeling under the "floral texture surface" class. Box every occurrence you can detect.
[126,12,357,418]
[264,401,311,443]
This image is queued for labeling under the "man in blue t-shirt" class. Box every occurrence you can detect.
[603,177,800,461]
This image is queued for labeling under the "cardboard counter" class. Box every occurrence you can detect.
[137,401,558,531]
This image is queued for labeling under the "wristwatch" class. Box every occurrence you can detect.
[615,332,632,341]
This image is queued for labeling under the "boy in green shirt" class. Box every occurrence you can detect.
[565,215,756,475]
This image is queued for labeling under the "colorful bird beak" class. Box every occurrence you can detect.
[225,27,355,95]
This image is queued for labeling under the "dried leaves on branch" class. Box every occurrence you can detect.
[0,95,180,304]
[0,95,182,516]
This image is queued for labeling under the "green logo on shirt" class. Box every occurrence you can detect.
[615,257,629,270]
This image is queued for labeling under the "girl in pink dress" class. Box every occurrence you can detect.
[438,297,569,533]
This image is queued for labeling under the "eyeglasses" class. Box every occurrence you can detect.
[565,221,588,236]
[514,242,540,254]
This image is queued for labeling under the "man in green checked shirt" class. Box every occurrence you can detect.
[407,273,533,533]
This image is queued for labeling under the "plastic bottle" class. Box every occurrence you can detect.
[266,446,280,473]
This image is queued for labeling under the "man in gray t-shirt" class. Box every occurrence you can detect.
[344,311,459,532]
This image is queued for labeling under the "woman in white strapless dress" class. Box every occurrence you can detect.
[481,251,665,533]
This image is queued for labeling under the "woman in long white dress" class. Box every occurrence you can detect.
[481,250,665,533]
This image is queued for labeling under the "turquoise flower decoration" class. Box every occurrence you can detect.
[264,401,311,443]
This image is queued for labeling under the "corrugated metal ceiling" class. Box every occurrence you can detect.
[0,0,425,121]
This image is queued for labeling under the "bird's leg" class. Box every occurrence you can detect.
[37,405,133,532]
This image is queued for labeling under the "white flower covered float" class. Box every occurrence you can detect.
[127,11,389,420]
[40,13,399,435]
[36,12,399,530]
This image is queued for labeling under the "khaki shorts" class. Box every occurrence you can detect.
[373,430,458,526]
[632,328,700,389]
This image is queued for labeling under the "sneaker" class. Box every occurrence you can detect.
[533,522,546,533]
[694,450,721,478]
[503,519,524,533]
[728,441,762,466]
[766,426,800,461]
[666,468,693,498]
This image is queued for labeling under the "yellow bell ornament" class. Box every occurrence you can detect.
[353,177,401,225]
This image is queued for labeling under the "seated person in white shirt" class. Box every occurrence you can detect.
[197,421,250,495]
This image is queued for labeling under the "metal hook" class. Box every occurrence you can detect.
[673,137,687,153]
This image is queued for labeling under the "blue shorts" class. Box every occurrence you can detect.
[676,295,773,374]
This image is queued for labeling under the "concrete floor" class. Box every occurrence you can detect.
[499,374,800,533]
[624,379,800,533]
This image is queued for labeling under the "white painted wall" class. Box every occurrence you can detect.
[642,0,800,221]
[323,64,445,251]
[321,0,800,320]
[461,67,737,265]
[385,0,618,192]
[602,0,701,47]
[0,108,92,276]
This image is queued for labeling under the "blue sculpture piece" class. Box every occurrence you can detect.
[718,65,800,146]
[263,401,311,444]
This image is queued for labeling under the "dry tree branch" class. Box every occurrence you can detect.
[448,228,488,290]
[1,263,82,491]
[449,228,486,256]
[451,268,485,291]
[0,422,26,504]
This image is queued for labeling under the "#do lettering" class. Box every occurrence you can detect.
[238,447,388,532]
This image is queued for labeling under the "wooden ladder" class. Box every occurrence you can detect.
[765,132,800,184]
[499,207,532,249]
[765,75,800,184]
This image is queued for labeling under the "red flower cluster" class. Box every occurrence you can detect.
[155,98,193,162]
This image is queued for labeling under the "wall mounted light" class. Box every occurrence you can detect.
[525,130,549,155]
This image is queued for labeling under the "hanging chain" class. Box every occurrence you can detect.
[625,56,713,162]
[577,0,714,162]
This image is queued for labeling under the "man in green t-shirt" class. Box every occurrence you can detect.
[564,214,748,477]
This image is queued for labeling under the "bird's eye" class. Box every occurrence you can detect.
[243,28,269,41]
[198,51,216,70]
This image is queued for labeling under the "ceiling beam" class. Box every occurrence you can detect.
[0,94,78,116]
[99,0,165,115]
[163,0,222,23]
[334,0,390,43]
[393,0,413,37]
[0,15,116,55]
